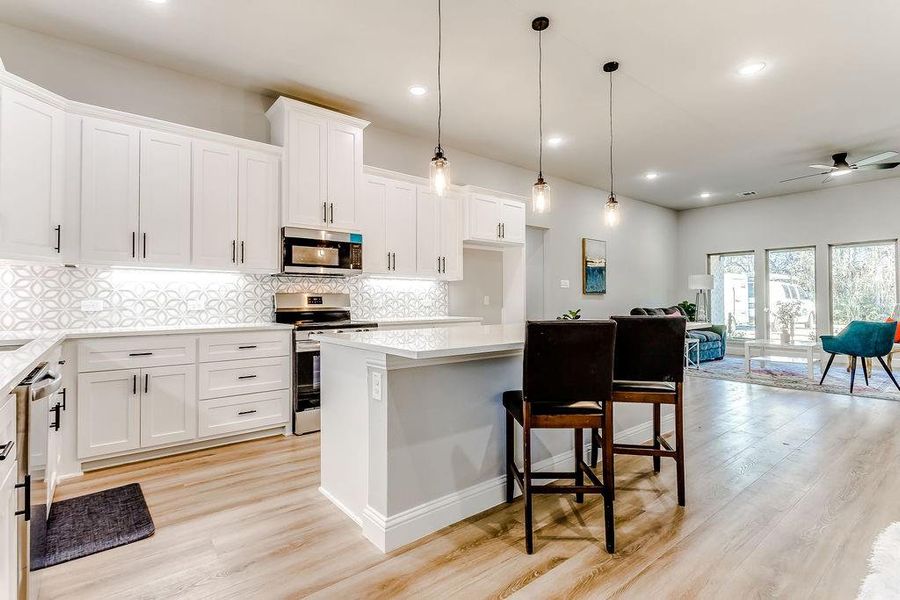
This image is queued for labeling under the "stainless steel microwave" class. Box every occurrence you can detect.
[281,227,363,276]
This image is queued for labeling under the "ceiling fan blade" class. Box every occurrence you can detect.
[854,151,898,167]
[780,172,831,183]
[856,162,900,170]
[809,164,836,170]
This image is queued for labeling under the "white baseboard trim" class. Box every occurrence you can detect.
[318,485,363,527]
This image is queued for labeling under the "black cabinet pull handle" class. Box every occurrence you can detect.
[132,231,136,257]
[238,409,257,416]
[237,374,258,380]
[54,225,61,253]
[323,201,327,222]
[143,232,147,258]
[60,387,67,411]
[0,441,13,460]
[232,240,236,263]
[133,374,137,395]
[129,352,153,357]
[241,241,245,263]
[144,373,149,394]
[15,475,31,521]
[330,202,334,223]
[238,345,257,350]
[50,403,61,431]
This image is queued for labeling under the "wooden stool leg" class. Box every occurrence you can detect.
[652,403,661,473]
[590,428,598,468]
[574,428,584,504]
[602,401,615,503]
[505,412,514,503]
[523,418,534,554]
[603,493,615,554]
[675,384,686,507]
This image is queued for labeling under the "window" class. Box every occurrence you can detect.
[830,240,898,333]
[766,247,816,343]
[708,252,756,340]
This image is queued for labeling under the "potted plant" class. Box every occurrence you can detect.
[677,300,697,321]
[773,300,803,344]
[558,309,582,320]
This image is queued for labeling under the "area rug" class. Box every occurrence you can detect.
[687,356,900,402]
[857,522,900,599]
[31,483,155,570]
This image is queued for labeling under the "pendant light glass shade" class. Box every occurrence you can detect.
[429,148,450,196]
[605,193,619,227]
[532,176,550,214]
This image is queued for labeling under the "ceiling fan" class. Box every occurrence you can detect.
[780,151,900,183]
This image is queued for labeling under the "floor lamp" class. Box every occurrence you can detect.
[689,274,714,322]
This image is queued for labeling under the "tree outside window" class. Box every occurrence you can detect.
[830,241,897,333]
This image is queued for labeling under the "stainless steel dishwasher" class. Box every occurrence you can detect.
[13,362,62,600]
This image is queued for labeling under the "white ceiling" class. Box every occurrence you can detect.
[2,0,900,209]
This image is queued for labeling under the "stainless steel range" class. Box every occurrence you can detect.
[274,292,377,434]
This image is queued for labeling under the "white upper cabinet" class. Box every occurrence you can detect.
[464,190,526,245]
[139,130,192,266]
[383,180,418,275]
[192,140,240,269]
[0,87,67,260]
[238,150,280,272]
[416,187,462,280]
[360,175,389,274]
[439,191,463,280]
[80,117,141,263]
[267,97,369,232]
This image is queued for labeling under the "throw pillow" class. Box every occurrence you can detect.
[887,318,900,343]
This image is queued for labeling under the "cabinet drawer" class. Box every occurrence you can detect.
[77,336,196,372]
[0,395,16,478]
[198,357,291,399]
[198,390,289,438]
[198,331,291,362]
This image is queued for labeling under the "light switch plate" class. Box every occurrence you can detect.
[80,300,104,312]
[483,295,490,306]
[560,279,570,289]
[371,371,383,401]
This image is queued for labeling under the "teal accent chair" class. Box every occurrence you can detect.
[819,321,900,392]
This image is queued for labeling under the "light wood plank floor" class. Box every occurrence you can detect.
[36,377,900,599]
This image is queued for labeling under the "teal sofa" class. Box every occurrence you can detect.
[630,306,727,362]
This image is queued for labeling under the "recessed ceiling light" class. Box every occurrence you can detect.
[145,0,168,3]
[547,136,563,147]
[644,171,659,180]
[700,192,712,199]
[408,85,428,96]
[737,62,766,76]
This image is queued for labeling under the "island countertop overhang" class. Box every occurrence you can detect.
[312,323,525,360]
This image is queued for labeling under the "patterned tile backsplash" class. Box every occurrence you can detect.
[0,263,448,331]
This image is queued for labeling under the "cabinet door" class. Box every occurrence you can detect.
[139,130,192,266]
[0,464,16,600]
[384,180,418,275]
[284,111,327,227]
[0,88,66,260]
[360,175,389,274]
[500,199,526,244]
[45,392,62,511]
[192,140,239,269]
[140,364,197,448]
[416,187,440,276]
[326,122,362,230]
[77,370,140,458]
[238,150,279,272]
[28,396,47,471]
[467,194,501,242]
[81,118,141,263]
[439,192,463,280]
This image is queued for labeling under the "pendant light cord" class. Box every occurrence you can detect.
[608,69,614,196]
[436,0,443,154]
[538,29,543,179]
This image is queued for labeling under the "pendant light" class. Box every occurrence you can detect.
[429,0,450,196]
[604,61,620,227]
[531,16,551,214]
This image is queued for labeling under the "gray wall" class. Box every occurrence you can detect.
[448,249,504,325]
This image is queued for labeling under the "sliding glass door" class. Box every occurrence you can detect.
[829,240,898,333]
[766,247,816,343]
[708,252,756,340]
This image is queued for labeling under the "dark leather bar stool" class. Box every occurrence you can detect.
[504,320,617,554]
[591,315,687,506]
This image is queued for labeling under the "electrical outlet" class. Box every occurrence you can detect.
[371,371,383,401]
[80,299,104,312]
[560,279,570,289]
[187,300,205,311]
[483,295,490,306]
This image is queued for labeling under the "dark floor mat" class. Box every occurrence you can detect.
[31,483,155,570]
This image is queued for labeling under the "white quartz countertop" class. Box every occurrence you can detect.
[314,323,525,360]
[375,316,483,326]
[0,322,292,397]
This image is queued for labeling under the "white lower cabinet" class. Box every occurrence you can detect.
[77,369,141,458]
[198,390,290,438]
[140,364,197,447]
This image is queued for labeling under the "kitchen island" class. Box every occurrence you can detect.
[315,324,576,552]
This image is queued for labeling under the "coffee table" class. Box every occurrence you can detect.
[744,340,822,381]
